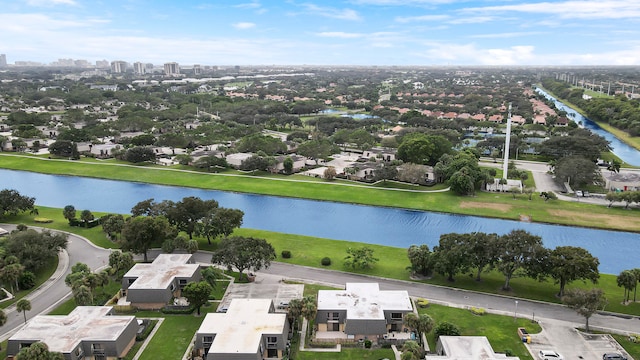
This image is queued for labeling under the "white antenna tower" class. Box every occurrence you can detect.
[502,103,512,181]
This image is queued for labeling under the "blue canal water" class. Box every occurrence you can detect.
[535,88,640,166]
[1,169,638,274]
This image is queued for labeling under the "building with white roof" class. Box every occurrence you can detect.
[6,306,137,359]
[121,254,201,309]
[194,299,289,360]
[315,283,413,341]
[426,336,520,360]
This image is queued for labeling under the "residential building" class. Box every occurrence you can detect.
[121,254,201,309]
[164,62,180,76]
[426,336,520,360]
[6,306,137,360]
[110,60,128,74]
[193,64,202,75]
[194,299,290,360]
[0,54,7,67]
[226,152,254,168]
[133,62,146,75]
[315,283,413,342]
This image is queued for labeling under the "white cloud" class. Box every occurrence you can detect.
[26,0,76,6]
[295,3,362,21]
[462,1,640,20]
[235,1,261,9]
[316,32,363,38]
[470,31,546,39]
[414,42,536,65]
[349,0,458,5]
[447,16,494,24]
[233,22,256,29]
[395,14,449,23]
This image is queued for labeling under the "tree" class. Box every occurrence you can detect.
[123,146,156,163]
[401,340,423,360]
[108,251,135,279]
[80,209,94,226]
[632,268,640,302]
[4,229,68,271]
[62,205,76,222]
[432,233,469,282]
[283,156,294,174]
[15,341,64,360]
[323,166,337,180]
[407,244,433,277]
[48,140,79,159]
[120,216,176,262]
[495,230,545,290]
[196,207,244,245]
[397,133,436,165]
[607,159,621,174]
[287,298,303,328]
[404,312,434,339]
[553,156,602,188]
[201,266,225,289]
[211,236,276,280]
[102,214,125,240]
[297,139,339,164]
[73,284,93,306]
[617,270,637,303]
[161,197,219,239]
[464,232,499,282]
[373,162,398,182]
[547,246,600,297]
[0,259,25,293]
[16,299,31,324]
[299,295,317,325]
[344,246,378,270]
[562,288,606,332]
[0,189,36,218]
[183,281,213,315]
[434,321,460,338]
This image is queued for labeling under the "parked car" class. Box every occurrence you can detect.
[603,353,627,360]
[539,350,564,360]
[583,191,590,197]
[575,190,583,197]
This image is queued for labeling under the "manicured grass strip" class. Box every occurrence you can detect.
[422,303,542,359]
[134,314,205,360]
[294,347,396,359]
[2,154,639,232]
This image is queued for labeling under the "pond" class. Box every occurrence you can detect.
[1,168,638,274]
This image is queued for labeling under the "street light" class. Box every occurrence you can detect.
[514,300,519,322]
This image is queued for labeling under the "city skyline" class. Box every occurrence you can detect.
[0,0,639,66]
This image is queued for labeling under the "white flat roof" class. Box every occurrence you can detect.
[198,299,286,354]
[124,254,199,290]
[9,306,135,353]
[427,336,520,360]
[317,283,412,320]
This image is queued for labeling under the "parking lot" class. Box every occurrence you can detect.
[217,273,304,313]
[525,318,631,360]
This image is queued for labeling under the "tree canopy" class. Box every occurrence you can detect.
[182,281,213,315]
[3,229,68,271]
[0,189,36,218]
[211,236,276,280]
[120,216,176,262]
[546,246,599,297]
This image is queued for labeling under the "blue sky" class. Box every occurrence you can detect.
[1,0,639,66]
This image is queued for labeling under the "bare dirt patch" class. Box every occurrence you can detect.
[459,201,512,212]
[548,209,640,230]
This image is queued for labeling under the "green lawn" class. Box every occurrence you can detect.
[294,347,396,359]
[0,256,58,309]
[422,303,542,359]
[2,153,640,232]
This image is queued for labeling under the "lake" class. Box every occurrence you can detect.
[2,169,638,274]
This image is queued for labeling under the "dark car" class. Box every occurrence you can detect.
[603,353,626,360]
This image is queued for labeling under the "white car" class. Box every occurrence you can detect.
[539,350,564,360]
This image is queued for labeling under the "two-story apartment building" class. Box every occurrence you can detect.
[194,299,289,360]
[6,306,137,360]
[315,283,413,342]
[121,254,201,310]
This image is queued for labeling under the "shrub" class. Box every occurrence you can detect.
[136,320,157,341]
[19,271,36,290]
[416,298,429,308]
[434,322,461,338]
[161,305,195,314]
[34,217,53,223]
[364,339,372,349]
[321,257,331,266]
[281,250,292,259]
[504,349,513,356]
[470,306,485,315]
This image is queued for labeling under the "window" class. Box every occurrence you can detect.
[391,312,403,320]
[328,312,339,320]
[267,336,277,343]
[203,336,213,344]
[127,278,136,285]
[179,279,187,285]
[74,346,84,358]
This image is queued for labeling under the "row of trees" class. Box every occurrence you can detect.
[408,230,600,296]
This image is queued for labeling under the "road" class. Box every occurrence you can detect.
[0,224,112,342]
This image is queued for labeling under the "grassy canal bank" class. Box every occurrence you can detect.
[1,153,640,233]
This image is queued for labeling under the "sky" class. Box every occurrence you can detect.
[1,0,639,66]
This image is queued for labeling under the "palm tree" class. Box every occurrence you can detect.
[0,309,7,327]
[16,299,31,324]
[73,285,93,306]
[404,312,434,344]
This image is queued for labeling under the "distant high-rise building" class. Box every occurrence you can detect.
[0,54,7,67]
[193,64,201,75]
[133,62,146,75]
[110,60,128,74]
[96,60,110,69]
[164,62,180,76]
